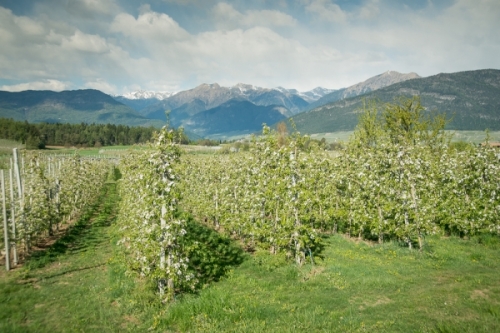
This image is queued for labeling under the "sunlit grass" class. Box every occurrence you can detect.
[156,235,500,332]
[311,130,500,144]
[0,139,24,150]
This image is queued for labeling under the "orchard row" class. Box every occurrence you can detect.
[1,151,110,269]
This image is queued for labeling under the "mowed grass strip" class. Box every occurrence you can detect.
[0,179,151,333]
[158,235,500,333]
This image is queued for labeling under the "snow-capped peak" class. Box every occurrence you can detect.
[279,86,336,102]
[121,90,174,100]
[273,86,289,93]
[232,83,259,93]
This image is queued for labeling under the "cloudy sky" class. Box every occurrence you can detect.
[0,0,498,95]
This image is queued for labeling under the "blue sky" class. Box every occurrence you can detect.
[0,0,498,94]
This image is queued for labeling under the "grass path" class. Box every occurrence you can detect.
[0,180,150,332]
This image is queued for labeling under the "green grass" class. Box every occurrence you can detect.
[181,144,221,155]
[310,131,354,143]
[446,131,500,144]
[0,138,24,158]
[310,131,500,144]
[1,181,500,332]
[40,145,147,157]
[205,131,255,141]
[0,138,144,159]
[0,139,24,168]
[43,144,221,157]
[0,139,24,150]
[0,178,145,332]
[157,235,500,332]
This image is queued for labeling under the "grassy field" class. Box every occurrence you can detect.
[0,139,221,164]
[43,144,220,156]
[42,145,147,157]
[0,139,141,158]
[1,129,498,161]
[158,235,500,332]
[1,177,499,332]
[310,131,354,144]
[446,131,500,144]
[0,139,24,151]
[0,139,24,168]
[311,131,500,144]
[207,130,500,145]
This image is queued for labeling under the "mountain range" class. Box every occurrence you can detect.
[117,83,333,123]
[291,69,500,133]
[0,89,164,127]
[112,75,416,136]
[0,69,498,139]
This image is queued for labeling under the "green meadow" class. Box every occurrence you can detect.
[310,131,500,144]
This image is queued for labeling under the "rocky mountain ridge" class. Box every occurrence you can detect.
[305,71,421,111]
[116,83,334,119]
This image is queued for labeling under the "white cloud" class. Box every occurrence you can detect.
[84,79,118,94]
[0,0,499,94]
[0,7,46,44]
[0,6,133,87]
[14,16,45,35]
[213,3,297,29]
[359,0,380,20]
[64,0,120,18]
[0,80,71,92]
[106,6,367,90]
[246,9,297,27]
[162,0,201,4]
[79,0,119,15]
[110,9,190,42]
[152,26,381,90]
[346,0,500,76]
[61,30,109,53]
[0,4,422,92]
[304,0,347,24]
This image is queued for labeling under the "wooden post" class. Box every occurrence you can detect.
[2,170,10,271]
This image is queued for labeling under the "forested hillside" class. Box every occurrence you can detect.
[0,118,188,148]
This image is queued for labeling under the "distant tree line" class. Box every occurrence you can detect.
[0,118,189,149]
